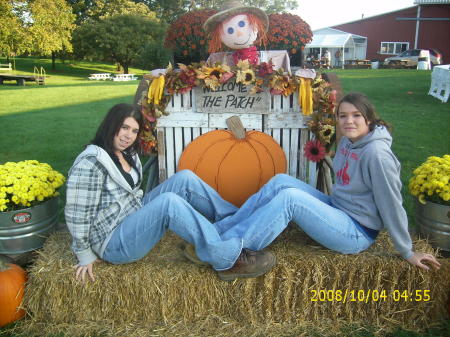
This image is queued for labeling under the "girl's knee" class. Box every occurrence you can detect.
[153,192,184,207]
[175,169,196,180]
[278,187,303,199]
[267,173,292,186]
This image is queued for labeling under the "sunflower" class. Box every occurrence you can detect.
[236,59,250,71]
[319,124,335,144]
[195,65,219,90]
[196,64,232,90]
[236,69,256,85]
[304,140,326,162]
[269,74,297,96]
[204,76,221,91]
[196,65,223,80]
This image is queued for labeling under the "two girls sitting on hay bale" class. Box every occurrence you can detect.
[65,93,440,283]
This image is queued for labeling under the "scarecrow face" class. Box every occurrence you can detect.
[220,14,257,50]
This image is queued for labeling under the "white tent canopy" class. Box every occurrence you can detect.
[305,28,368,68]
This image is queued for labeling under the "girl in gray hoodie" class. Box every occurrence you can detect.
[211,92,440,272]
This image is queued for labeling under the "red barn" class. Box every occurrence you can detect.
[331,0,450,63]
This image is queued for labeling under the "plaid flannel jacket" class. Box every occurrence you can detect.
[65,145,143,265]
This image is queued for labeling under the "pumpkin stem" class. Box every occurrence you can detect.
[226,116,246,139]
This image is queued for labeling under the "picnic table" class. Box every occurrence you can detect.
[344,59,371,69]
[0,74,42,86]
[384,60,410,69]
[88,73,112,80]
[112,74,138,81]
[305,59,321,69]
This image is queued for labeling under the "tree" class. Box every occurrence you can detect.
[137,0,191,23]
[72,14,166,73]
[67,0,92,25]
[68,0,156,24]
[137,39,173,71]
[186,0,298,13]
[28,0,76,69]
[86,0,156,21]
[247,0,298,14]
[0,0,31,59]
[0,0,75,67]
[140,0,298,23]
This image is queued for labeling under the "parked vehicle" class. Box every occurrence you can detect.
[383,49,443,67]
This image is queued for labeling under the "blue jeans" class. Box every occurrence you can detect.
[103,171,375,269]
[103,170,241,271]
[216,174,376,254]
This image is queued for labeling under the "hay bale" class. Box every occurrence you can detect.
[18,225,450,336]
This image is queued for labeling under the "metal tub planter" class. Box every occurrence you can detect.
[0,197,59,254]
[415,200,450,252]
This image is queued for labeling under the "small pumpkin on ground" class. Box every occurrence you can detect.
[0,258,27,327]
[178,116,287,206]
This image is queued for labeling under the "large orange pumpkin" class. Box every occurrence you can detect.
[178,116,287,206]
[0,260,27,327]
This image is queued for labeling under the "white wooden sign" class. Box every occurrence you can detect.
[195,80,270,114]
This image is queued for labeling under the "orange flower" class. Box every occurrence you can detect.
[165,9,217,57]
[266,13,312,50]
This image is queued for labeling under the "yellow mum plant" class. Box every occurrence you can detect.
[408,155,450,206]
[0,160,65,212]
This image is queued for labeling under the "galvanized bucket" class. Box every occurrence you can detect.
[415,200,450,251]
[0,197,59,254]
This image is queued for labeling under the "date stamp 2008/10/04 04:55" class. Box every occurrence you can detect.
[310,289,431,303]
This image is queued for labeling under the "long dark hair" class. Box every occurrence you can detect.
[91,103,143,155]
[336,92,391,132]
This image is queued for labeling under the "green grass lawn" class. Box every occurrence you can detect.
[0,58,449,336]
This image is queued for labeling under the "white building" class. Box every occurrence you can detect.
[304,28,368,68]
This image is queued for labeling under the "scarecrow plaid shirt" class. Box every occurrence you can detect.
[65,156,143,265]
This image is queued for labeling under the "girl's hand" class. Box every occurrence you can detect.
[406,252,441,271]
[73,259,100,282]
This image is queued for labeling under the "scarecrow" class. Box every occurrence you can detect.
[203,0,291,73]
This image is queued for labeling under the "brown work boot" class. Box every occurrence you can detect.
[183,243,209,266]
[217,249,276,281]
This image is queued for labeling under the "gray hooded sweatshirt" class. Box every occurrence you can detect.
[331,126,413,259]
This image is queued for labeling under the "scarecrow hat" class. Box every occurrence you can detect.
[203,0,269,34]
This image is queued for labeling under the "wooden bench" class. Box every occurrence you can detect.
[112,73,138,81]
[88,73,112,80]
[0,63,12,71]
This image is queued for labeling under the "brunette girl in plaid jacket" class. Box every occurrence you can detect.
[65,103,276,282]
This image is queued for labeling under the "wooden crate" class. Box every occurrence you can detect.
[156,88,316,185]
